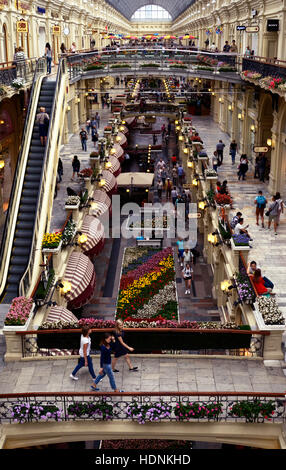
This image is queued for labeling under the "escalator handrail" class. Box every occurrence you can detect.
[0,57,46,301]
[19,58,67,297]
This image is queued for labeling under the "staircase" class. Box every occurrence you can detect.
[2,80,56,303]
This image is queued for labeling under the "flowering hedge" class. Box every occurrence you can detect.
[39,318,248,330]
[4,297,33,326]
[256,297,285,325]
[67,401,113,420]
[235,271,256,303]
[127,401,172,424]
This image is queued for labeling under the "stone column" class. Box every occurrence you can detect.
[268,110,279,195]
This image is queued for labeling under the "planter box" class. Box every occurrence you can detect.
[205,175,218,180]
[230,238,250,251]
[42,240,63,255]
[65,202,80,210]
[253,303,286,331]
[3,303,35,332]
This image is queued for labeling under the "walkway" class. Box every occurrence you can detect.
[192,116,286,325]
[0,356,285,394]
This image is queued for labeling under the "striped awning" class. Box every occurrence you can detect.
[104,156,121,177]
[64,252,96,308]
[115,131,127,148]
[119,125,129,135]
[91,189,112,218]
[109,143,124,162]
[45,306,78,324]
[80,215,105,256]
[125,116,136,127]
[98,169,117,196]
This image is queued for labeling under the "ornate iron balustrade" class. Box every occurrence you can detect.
[18,328,267,359]
[242,57,286,80]
[0,392,285,424]
[0,58,39,86]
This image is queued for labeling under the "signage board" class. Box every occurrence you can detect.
[253,146,268,153]
[245,26,259,33]
[17,20,28,33]
[52,25,60,35]
[267,19,279,32]
[37,6,46,14]
[236,26,246,31]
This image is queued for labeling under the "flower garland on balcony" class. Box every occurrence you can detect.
[242,71,286,92]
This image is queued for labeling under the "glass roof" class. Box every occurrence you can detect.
[106,0,195,21]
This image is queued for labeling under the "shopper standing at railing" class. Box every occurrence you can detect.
[15,46,26,79]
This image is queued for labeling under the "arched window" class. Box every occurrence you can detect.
[131,5,172,21]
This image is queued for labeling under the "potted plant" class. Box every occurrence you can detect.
[42,231,63,253]
[104,126,112,134]
[79,168,93,180]
[11,78,25,89]
[214,193,233,207]
[253,296,285,329]
[62,220,77,246]
[4,297,35,331]
[231,233,250,250]
[205,169,217,179]
[65,195,80,209]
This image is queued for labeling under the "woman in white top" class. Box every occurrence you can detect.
[70,326,96,381]
[182,262,193,295]
[275,192,284,225]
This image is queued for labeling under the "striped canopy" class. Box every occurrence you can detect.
[109,143,124,161]
[104,156,121,177]
[64,252,95,305]
[99,170,118,196]
[90,189,112,218]
[80,215,105,256]
[45,306,78,324]
[115,131,127,148]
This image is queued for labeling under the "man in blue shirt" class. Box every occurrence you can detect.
[176,239,185,266]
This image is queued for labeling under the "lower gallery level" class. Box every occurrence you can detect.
[0,39,286,452]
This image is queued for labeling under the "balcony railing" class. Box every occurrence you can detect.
[17,327,268,359]
[0,58,39,86]
[0,392,285,424]
[242,56,286,80]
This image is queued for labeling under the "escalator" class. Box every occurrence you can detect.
[0,58,67,304]
[2,80,56,302]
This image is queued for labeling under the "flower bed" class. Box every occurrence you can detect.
[65,195,80,207]
[205,169,217,177]
[116,247,178,321]
[79,168,93,178]
[4,297,33,327]
[67,401,113,420]
[127,401,172,424]
[235,271,256,304]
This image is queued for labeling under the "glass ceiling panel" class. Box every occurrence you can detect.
[106,0,196,21]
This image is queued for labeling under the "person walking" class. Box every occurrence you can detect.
[36,106,50,146]
[229,140,237,165]
[254,190,267,227]
[275,192,284,225]
[71,155,80,181]
[91,125,98,147]
[91,333,123,392]
[172,166,178,186]
[267,195,279,235]
[57,158,63,182]
[45,43,52,75]
[212,151,219,172]
[176,238,185,266]
[182,247,193,267]
[86,118,91,135]
[70,326,97,381]
[238,154,249,180]
[153,133,157,145]
[177,164,185,186]
[166,178,172,200]
[216,140,225,165]
[95,112,100,129]
[157,178,163,199]
[161,167,167,187]
[257,153,267,182]
[112,320,138,373]
[60,43,67,55]
[171,186,178,205]
[79,127,88,151]
[182,262,193,295]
